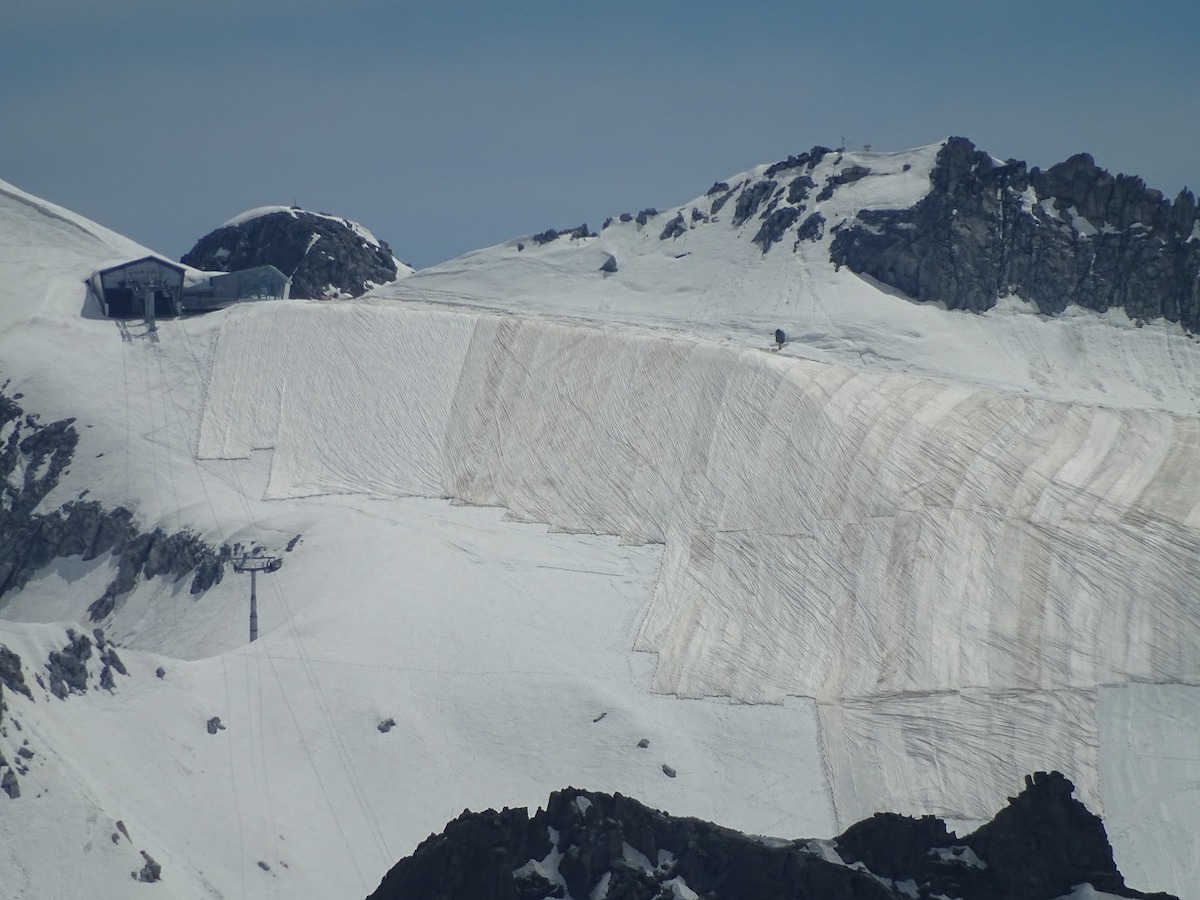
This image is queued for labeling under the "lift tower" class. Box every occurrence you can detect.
[231,555,282,642]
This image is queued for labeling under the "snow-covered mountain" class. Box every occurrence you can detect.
[0,136,1196,900]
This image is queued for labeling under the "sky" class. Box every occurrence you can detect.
[3,1,1198,270]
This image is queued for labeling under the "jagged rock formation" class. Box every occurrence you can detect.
[45,629,91,699]
[831,136,1200,331]
[0,644,31,702]
[366,772,1177,900]
[0,387,230,620]
[182,208,405,299]
[532,224,596,246]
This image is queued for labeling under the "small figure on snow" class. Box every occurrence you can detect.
[774,328,785,351]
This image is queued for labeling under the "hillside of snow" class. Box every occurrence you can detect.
[375,141,1200,417]
[1,140,1198,900]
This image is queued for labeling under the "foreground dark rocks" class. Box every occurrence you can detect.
[367,772,1176,900]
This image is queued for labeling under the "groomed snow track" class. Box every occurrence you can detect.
[199,301,1200,850]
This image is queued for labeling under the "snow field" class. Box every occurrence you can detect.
[0,497,834,900]
[199,300,1200,860]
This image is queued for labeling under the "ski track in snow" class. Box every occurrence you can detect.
[1,147,1199,900]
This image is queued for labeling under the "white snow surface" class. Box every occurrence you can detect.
[1,147,1198,900]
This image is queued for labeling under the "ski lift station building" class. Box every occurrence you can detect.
[89,256,289,319]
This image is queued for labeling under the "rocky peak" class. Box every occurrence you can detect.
[831,136,1200,330]
[365,772,1177,900]
[182,207,411,300]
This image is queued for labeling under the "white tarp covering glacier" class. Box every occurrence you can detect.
[199,299,1200,839]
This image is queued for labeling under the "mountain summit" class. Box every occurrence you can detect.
[182,206,412,299]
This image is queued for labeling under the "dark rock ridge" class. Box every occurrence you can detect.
[830,136,1200,331]
[366,771,1176,900]
[182,208,401,299]
[0,386,230,621]
[533,224,596,246]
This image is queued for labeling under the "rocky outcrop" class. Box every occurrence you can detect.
[532,224,596,246]
[0,388,231,621]
[830,137,1200,331]
[366,772,1176,900]
[0,644,32,702]
[46,629,92,699]
[182,208,404,299]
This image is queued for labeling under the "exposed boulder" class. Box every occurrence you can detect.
[46,629,92,699]
[134,851,161,883]
[796,211,825,243]
[752,207,802,253]
[365,772,1174,900]
[815,165,871,202]
[731,180,777,227]
[1,769,18,799]
[830,137,1200,330]
[182,207,407,299]
[533,224,596,246]
[0,645,32,701]
[659,212,686,241]
[787,174,816,204]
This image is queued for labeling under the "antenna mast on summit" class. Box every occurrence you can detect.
[232,556,282,642]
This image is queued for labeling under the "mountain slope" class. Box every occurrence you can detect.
[375,139,1200,416]
[1,137,1198,900]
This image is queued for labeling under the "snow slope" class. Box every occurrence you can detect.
[2,144,1199,900]
[375,142,1200,417]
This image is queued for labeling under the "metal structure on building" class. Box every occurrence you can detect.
[89,258,289,324]
[89,256,185,329]
[180,265,290,313]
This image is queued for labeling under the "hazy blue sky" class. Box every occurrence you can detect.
[4,1,1198,269]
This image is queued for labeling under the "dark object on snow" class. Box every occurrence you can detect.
[753,207,802,253]
[635,208,658,226]
[16,745,33,760]
[815,165,872,202]
[599,254,618,274]
[155,667,166,679]
[1,769,19,799]
[787,174,816,204]
[258,860,271,872]
[207,716,225,734]
[796,211,826,243]
[46,629,92,699]
[592,712,607,723]
[378,718,397,733]
[134,851,161,883]
[659,212,687,241]
[731,180,777,227]
[830,136,1200,332]
[183,208,401,300]
[0,645,32,701]
[637,738,649,748]
[661,764,677,778]
[533,224,596,246]
[774,329,786,347]
[363,772,1177,900]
